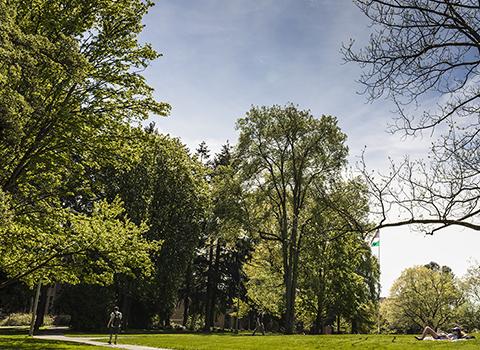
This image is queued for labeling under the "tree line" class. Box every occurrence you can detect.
[0,0,378,334]
[2,0,479,336]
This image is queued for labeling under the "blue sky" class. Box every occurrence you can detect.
[140,0,480,295]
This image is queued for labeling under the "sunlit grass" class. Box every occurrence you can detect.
[101,333,480,350]
[2,330,479,349]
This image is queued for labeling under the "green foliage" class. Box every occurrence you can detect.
[148,136,209,324]
[244,241,284,318]
[0,198,154,288]
[0,0,168,287]
[101,132,210,326]
[181,142,254,330]
[298,178,379,333]
[236,104,349,332]
[382,265,462,332]
[457,264,480,330]
[56,284,116,330]
[460,264,480,306]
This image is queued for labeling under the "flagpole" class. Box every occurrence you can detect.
[377,230,381,334]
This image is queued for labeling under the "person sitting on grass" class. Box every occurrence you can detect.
[415,325,474,340]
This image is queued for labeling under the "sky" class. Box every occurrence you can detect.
[139,0,480,296]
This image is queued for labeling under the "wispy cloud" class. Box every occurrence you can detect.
[139,1,480,294]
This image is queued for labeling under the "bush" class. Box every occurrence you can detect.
[53,314,71,327]
[0,313,54,326]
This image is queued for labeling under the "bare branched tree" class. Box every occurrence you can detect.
[343,0,480,233]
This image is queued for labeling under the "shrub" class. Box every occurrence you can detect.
[0,313,54,326]
[53,314,71,327]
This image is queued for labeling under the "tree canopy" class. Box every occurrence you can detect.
[382,264,461,332]
[0,0,168,287]
[236,104,349,333]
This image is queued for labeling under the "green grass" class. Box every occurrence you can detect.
[103,333,480,350]
[2,330,479,349]
[0,335,105,349]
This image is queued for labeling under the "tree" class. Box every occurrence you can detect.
[0,0,168,286]
[49,129,209,330]
[299,179,379,334]
[236,104,348,333]
[457,263,480,330]
[383,265,462,332]
[189,142,251,331]
[130,134,209,326]
[343,0,480,233]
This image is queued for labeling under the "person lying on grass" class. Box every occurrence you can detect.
[415,326,475,340]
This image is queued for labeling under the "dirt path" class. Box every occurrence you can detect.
[34,335,172,350]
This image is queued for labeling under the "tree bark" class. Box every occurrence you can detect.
[313,296,324,334]
[351,318,358,334]
[283,259,295,334]
[120,294,131,329]
[206,241,222,329]
[182,263,192,327]
[33,285,48,333]
[204,243,215,330]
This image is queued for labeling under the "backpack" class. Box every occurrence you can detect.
[112,311,122,327]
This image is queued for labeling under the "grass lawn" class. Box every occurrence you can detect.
[103,333,480,350]
[0,335,105,349]
[2,330,479,349]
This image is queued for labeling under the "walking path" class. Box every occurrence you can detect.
[34,335,172,350]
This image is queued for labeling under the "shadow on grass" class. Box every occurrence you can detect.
[0,327,29,335]
[0,336,95,349]
[65,328,259,337]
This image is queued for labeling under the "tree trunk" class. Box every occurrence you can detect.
[182,263,192,327]
[121,294,131,329]
[206,241,221,329]
[351,317,358,334]
[284,221,301,335]
[33,285,48,333]
[182,261,193,327]
[204,243,214,330]
[284,262,295,334]
[313,297,324,334]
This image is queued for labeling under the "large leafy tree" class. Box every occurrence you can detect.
[383,264,462,332]
[236,104,348,333]
[0,0,169,287]
[185,142,251,331]
[299,179,378,334]
[50,130,209,329]
[457,263,480,330]
[148,136,209,325]
[343,0,480,233]
[110,131,209,326]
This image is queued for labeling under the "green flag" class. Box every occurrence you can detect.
[371,230,380,247]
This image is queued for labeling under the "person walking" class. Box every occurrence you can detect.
[252,311,265,336]
[107,306,122,345]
